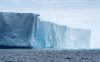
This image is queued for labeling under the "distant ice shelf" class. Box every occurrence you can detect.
[0,12,91,49]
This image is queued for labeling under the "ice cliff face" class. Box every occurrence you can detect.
[0,12,91,49]
[34,20,91,49]
[65,28,91,49]
[0,12,39,48]
[34,20,67,48]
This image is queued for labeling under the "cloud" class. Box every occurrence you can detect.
[0,0,100,10]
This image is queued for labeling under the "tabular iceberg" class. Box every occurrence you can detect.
[0,12,39,48]
[34,20,67,48]
[34,20,91,49]
[65,28,91,49]
[0,12,91,49]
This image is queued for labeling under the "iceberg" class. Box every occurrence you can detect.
[0,12,39,48]
[35,20,91,49]
[65,28,91,49]
[0,12,91,49]
[34,20,67,48]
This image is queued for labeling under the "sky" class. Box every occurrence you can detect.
[0,0,100,48]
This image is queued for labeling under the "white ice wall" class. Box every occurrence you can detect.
[65,28,91,49]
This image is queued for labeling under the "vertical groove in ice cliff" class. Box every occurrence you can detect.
[29,14,39,48]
